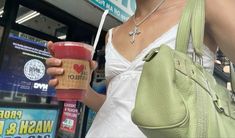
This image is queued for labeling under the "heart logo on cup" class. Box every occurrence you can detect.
[73,64,84,74]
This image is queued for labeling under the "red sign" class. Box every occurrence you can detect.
[60,101,78,133]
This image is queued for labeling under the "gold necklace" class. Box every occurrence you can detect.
[129,0,165,44]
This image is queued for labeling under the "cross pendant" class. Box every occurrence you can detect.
[129,26,141,44]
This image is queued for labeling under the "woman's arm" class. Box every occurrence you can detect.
[205,0,235,63]
[82,86,106,112]
[81,32,110,112]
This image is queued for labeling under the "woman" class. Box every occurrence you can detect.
[46,0,235,137]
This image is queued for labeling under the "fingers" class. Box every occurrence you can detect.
[47,41,55,56]
[46,58,62,67]
[47,41,60,88]
[48,78,58,87]
[90,60,98,71]
[46,57,63,87]
[47,67,64,76]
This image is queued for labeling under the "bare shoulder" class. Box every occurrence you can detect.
[205,0,235,25]
[112,17,133,40]
[105,26,117,44]
[112,18,131,35]
[105,23,124,46]
[205,0,235,63]
[105,31,109,45]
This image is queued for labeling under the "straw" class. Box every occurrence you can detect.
[92,10,109,58]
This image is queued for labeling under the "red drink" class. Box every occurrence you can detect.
[52,42,93,101]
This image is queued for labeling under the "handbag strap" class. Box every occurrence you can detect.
[175,0,204,57]
[175,0,193,54]
[191,0,205,57]
[230,62,235,93]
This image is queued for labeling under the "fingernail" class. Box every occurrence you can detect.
[57,68,64,74]
[55,59,61,65]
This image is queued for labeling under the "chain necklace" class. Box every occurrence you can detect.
[129,0,165,44]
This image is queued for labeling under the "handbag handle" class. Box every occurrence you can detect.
[175,0,204,57]
[191,0,205,57]
[175,0,193,54]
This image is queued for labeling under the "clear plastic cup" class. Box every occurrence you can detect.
[52,42,93,101]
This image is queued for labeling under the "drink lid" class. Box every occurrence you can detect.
[53,41,93,52]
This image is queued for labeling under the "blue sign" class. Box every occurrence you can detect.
[0,107,58,138]
[0,34,55,96]
[88,0,136,22]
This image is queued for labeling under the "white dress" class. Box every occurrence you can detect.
[86,24,215,138]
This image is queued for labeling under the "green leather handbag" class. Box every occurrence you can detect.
[131,0,235,137]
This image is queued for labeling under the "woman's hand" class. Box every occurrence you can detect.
[46,57,63,87]
[46,41,97,87]
[46,41,63,87]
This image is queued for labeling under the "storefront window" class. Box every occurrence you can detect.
[10,29,47,46]
[16,5,68,40]
[0,0,5,18]
[0,25,4,42]
[0,30,55,102]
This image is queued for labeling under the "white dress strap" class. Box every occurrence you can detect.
[108,28,113,43]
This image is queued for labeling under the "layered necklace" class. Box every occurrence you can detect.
[129,0,166,44]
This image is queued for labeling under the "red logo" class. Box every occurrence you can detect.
[73,64,84,74]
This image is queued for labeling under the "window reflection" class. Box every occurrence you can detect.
[0,0,5,17]
[16,6,67,40]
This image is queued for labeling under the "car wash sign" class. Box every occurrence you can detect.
[88,0,136,22]
[0,108,58,138]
